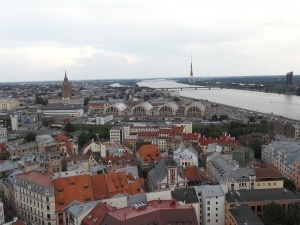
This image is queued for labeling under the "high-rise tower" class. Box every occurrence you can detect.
[189,55,195,83]
[61,70,71,105]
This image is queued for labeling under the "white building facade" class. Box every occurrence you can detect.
[14,171,56,225]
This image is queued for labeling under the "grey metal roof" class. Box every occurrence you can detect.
[230,205,264,225]
[107,102,127,111]
[226,188,300,203]
[185,101,205,112]
[132,102,153,111]
[0,160,17,173]
[158,102,179,111]
[127,193,147,206]
[209,153,254,181]
[148,160,168,187]
[68,201,98,218]
[171,188,199,204]
[195,185,227,198]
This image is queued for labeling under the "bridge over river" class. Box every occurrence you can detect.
[151,86,221,91]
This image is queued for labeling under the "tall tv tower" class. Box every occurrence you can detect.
[189,53,195,83]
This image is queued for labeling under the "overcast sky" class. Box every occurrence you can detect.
[1,0,300,82]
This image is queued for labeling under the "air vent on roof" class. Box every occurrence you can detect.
[87,215,92,220]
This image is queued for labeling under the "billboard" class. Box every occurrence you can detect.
[23,116,36,124]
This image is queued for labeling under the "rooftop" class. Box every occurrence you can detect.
[226,188,300,203]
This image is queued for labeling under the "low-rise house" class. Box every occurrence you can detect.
[82,139,106,156]
[136,144,161,170]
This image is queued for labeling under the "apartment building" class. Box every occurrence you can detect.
[14,171,56,225]
[195,185,228,225]
[261,141,300,180]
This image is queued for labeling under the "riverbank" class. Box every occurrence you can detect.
[138,79,300,123]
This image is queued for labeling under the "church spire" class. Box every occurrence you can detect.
[65,70,67,79]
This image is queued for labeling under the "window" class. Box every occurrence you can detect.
[83,185,89,189]
[207,213,210,217]
[207,201,210,205]
[208,207,210,211]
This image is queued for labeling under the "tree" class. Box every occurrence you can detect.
[211,114,218,121]
[77,132,89,148]
[25,132,36,142]
[64,122,75,133]
[248,139,263,159]
[262,203,286,225]
[219,114,228,121]
[249,116,256,124]
[284,178,296,191]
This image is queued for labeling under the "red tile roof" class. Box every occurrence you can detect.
[55,134,69,143]
[91,174,109,200]
[182,133,201,140]
[198,133,240,147]
[101,200,198,225]
[81,203,113,225]
[16,171,52,187]
[184,166,209,182]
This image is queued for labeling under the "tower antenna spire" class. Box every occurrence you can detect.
[189,51,195,83]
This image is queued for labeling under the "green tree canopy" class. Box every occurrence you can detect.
[64,122,75,133]
[77,132,89,148]
[262,203,286,225]
[25,132,36,142]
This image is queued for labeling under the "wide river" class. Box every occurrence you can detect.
[137,80,300,121]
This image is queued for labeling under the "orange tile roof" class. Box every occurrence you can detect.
[91,174,109,200]
[16,171,52,187]
[55,134,69,143]
[55,172,144,212]
[137,144,161,164]
[54,174,95,211]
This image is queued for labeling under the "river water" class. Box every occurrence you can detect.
[137,80,300,120]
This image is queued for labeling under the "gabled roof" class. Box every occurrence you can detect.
[81,203,113,225]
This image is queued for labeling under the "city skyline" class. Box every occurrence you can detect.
[1,0,300,82]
